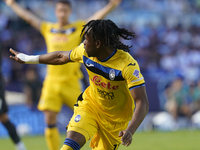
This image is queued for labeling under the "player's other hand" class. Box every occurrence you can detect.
[118,130,132,147]
[3,0,15,6]
[9,48,25,64]
[109,0,122,7]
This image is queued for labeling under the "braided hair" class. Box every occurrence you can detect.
[81,19,135,52]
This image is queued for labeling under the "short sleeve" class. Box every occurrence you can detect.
[122,61,145,90]
[69,43,86,63]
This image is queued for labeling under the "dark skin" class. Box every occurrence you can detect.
[83,32,114,59]
[5,0,123,144]
[10,31,149,148]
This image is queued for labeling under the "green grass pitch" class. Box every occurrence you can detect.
[0,130,200,150]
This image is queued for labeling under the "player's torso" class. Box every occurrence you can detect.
[41,21,85,81]
[83,50,135,122]
[42,22,84,52]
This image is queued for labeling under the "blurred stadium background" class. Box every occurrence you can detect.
[0,0,200,149]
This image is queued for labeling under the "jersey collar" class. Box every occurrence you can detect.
[100,49,117,62]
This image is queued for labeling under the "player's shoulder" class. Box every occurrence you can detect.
[115,50,140,72]
[41,21,55,26]
[40,21,57,29]
[116,50,137,64]
[70,20,86,26]
[77,43,84,49]
[73,43,86,54]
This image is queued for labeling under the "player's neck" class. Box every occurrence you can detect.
[58,21,69,28]
[97,47,115,62]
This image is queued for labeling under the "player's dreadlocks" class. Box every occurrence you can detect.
[81,19,135,52]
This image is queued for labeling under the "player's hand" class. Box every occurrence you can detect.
[9,48,25,64]
[118,130,132,147]
[109,0,122,7]
[3,0,15,6]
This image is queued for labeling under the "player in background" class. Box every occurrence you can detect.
[4,0,122,150]
[0,51,27,150]
[10,19,149,150]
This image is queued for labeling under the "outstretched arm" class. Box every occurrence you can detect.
[119,86,149,147]
[4,0,41,30]
[9,49,72,65]
[86,0,122,22]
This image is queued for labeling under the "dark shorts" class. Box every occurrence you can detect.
[0,75,8,114]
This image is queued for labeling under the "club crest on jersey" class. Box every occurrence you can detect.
[133,69,140,78]
[109,69,115,80]
[74,115,81,122]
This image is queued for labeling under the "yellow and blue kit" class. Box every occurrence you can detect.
[67,43,145,150]
[38,20,86,112]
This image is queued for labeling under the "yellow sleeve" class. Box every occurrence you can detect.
[69,43,86,63]
[122,61,145,89]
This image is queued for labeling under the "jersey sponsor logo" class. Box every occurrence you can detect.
[86,63,94,67]
[97,88,115,100]
[109,69,115,80]
[74,115,81,122]
[133,69,140,78]
[91,76,119,90]
[51,35,68,42]
[128,63,136,66]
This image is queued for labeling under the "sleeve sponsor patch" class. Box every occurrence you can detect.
[133,69,140,78]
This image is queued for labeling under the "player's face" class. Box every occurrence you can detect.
[55,3,71,25]
[83,32,99,57]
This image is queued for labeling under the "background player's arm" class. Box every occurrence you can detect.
[4,0,41,30]
[9,49,72,65]
[86,0,122,22]
[119,86,149,147]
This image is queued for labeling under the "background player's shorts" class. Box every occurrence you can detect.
[0,75,8,114]
[38,79,82,112]
[67,102,129,150]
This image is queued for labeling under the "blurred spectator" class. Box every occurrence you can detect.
[188,80,200,114]
[3,1,123,150]
[0,34,27,150]
[0,0,200,86]
[164,77,200,123]
[1,0,200,130]
[164,77,191,120]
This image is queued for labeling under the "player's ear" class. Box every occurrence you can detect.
[96,40,101,48]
